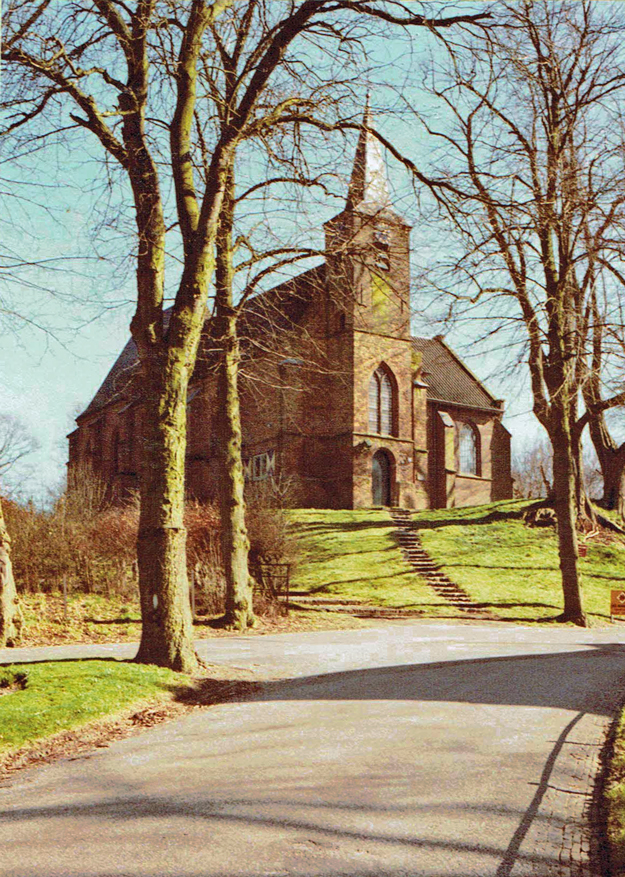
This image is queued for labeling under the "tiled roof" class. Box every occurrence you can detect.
[79,266,324,419]
[80,280,499,421]
[80,336,140,419]
[411,336,500,410]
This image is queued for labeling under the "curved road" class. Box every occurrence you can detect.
[2,621,625,876]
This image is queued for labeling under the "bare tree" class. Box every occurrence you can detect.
[0,414,39,479]
[418,0,625,625]
[2,2,490,668]
[512,437,552,500]
[580,290,625,515]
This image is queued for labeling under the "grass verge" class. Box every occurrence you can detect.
[13,593,370,649]
[604,709,625,875]
[0,660,193,756]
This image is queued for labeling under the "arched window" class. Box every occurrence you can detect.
[368,366,395,435]
[112,431,122,475]
[457,423,479,475]
[126,411,135,473]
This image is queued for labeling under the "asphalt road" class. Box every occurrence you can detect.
[2,621,625,877]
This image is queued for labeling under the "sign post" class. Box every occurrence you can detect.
[610,590,625,622]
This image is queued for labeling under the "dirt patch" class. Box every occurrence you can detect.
[0,668,27,696]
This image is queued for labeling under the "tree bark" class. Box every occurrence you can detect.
[588,412,625,517]
[603,458,625,517]
[134,355,199,672]
[0,496,23,648]
[217,318,254,630]
[215,170,254,630]
[551,418,588,626]
[571,420,595,523]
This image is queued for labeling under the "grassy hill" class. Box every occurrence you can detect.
[288,509,451,612]
[289,500,625,624]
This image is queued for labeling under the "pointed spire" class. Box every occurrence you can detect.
[346,95,392,211]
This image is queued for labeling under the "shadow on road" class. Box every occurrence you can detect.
[173,642,625,717]
[1,642,623,875]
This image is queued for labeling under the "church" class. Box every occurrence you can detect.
[68,107,513,510]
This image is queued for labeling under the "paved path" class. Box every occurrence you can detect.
[2,621,625,876]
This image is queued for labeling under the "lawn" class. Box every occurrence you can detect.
[416,500,625,623]
[289,502,625,623]
[289,509,454,612]
[0,660,192,755]
[605,710,625,875]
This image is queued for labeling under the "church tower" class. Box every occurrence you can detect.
[324,97,412,339]
[322,101,426,510]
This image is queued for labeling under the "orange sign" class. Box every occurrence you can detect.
[611,590,625,615]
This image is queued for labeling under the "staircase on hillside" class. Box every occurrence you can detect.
[390,508,488,616]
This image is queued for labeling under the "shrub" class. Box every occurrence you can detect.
[185,501,224,615]
[5,469,294,618]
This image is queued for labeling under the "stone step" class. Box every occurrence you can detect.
[390,511,495,619]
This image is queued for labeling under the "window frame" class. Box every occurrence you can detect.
[368,365,397,437]
[457,422,480,476]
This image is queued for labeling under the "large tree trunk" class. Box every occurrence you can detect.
[215,170,254,630]
[602,457,625,518]
[551,419,588,627]
[134,356,199,672]
[0,497,23,648]
[217,317,254,630]
[588,412,625,517]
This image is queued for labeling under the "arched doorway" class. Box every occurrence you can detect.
[372,450,392,506]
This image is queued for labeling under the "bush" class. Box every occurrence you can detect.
[4,469,295,619]
[185,501,225,615]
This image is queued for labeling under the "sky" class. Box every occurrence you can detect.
[0,6,545,503]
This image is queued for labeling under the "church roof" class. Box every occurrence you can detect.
[411,336,502,410]
[80,336,140,419]
[79,266,325,420]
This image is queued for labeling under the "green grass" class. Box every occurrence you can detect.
[605,710,625,875]
[416,500,625,623]
[289,509,454,612]
[289,501,625,623]
[0,660,191,755]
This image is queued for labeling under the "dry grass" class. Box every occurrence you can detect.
[13,592,370,650]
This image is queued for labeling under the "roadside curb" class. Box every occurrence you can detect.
[511,684,625,876]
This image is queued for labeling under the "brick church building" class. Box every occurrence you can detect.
[68,107,513,510]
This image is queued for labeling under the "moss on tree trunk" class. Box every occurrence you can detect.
[134,358,199,673]
[551,417,588,627]
[603,460,625,518]
[218,320,254,630]
[0,497,23,648]
[215,169,254,631]
[589,415,625,517]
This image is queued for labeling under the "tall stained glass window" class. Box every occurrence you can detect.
[457,423,479,475]
[368,366,395,435]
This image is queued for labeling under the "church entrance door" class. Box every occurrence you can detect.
[372,450,392,506]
